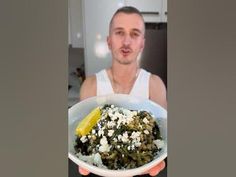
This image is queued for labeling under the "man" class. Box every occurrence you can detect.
[79,6,167,176]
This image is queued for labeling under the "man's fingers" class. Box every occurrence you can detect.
[148,161,166,176]
[160,160,166,170]
[78,166,90,176]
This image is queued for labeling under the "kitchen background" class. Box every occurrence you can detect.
[68,0,167,176]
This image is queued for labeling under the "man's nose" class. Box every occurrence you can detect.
[123,34,131,46]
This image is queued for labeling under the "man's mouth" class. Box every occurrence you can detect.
[120,48,132,56]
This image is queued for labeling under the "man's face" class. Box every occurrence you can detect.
[107,12,145,65]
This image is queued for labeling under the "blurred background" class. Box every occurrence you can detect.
[68,0,167,176]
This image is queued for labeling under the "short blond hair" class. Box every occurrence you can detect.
[109,6,145,34]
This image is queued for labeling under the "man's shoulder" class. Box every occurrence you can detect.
[149,74,167,109]
[81,75,97,91]
[149,74,166,97]
[80,75,97,100]
[82,68,107,87]
[139,69,164,86]
[149,74,163,84]
[83,75,96,85]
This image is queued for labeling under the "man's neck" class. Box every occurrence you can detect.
[106,61,140,94]
[110,62,139,84]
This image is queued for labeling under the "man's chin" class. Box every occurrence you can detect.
[117,59,133,65]
[115,55,135,65]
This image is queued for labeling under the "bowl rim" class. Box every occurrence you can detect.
[69,94,167,115]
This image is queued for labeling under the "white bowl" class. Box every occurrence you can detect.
[68,94,167,177]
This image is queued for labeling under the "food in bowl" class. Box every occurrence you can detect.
[74,104,165,170]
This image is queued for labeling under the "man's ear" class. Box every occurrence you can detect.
[107,36,111,50]
[140,38,145,52]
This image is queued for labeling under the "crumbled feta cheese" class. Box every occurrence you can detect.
[134,142,141,147]
[108,129,114,137]
[123,109,135,124]
[143,117,149,124]
[132,111,137,116]
[130,131,141,140]
[107,121,116,128]
[92,129,96,134]
[98,129,104,137]
[126,115,134,124]
[121,131,129,143]
[108,112,113,118]
[111,116,118,121]
[100,136,108,145]
[114,112,122,119]
[80,136,87,143]
[117,145,120,148]
[144,130,149,135]
[118,135,122,141]
[99,136,111,152]
[116,111,134,127]
[130,131,142,147]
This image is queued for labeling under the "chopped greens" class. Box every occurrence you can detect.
[74,104,164,170]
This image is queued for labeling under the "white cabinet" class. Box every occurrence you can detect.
[125,0,167,23]
[161,0,167,22]
[125,0,162,13]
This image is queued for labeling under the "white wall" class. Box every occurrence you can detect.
[69,0,84,48]
[82,0,125,76]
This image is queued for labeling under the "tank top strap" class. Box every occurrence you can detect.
[96,69,114,96]
[130,69,150,99]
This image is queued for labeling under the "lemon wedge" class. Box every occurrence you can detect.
[75,107,101,136]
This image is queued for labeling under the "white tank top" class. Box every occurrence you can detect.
[96,69,151,99]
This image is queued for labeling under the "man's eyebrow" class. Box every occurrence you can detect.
[132,28,142,33]
[113,27,124,31]
[113,27,143,33]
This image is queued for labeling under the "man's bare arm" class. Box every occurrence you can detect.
[79,75,97,101]
[149,74,167,109]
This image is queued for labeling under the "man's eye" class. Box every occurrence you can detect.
[132,33,140,37]
[115,31,124,35]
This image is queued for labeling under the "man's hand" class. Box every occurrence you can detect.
[78,160,165,176]
[78,166,90,176]
[147,160,165,176]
